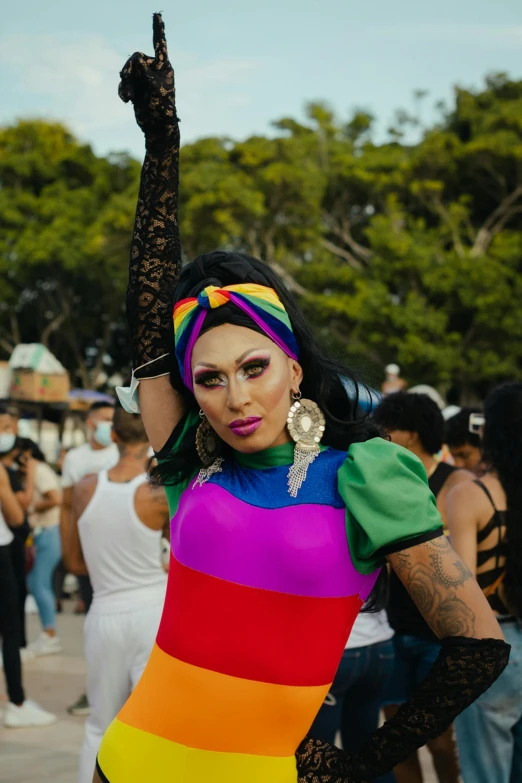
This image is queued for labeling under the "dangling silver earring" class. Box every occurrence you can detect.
[286,391,325,497]
[193,411,224,488]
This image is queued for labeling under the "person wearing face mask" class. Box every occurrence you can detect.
[0,406,37,654]
[60,400,117,717]
[0,437,56,727]
[92,17,510,783]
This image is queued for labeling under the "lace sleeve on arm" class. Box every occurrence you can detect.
[296,637,509,782]
[119,13,182,380]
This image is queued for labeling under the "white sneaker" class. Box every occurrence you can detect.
[4,700,57,728]
[27,633,62,657]
[25,595,38,614]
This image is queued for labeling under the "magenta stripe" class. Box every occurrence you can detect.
[170,483,378,600]
[229,294,299,361]
[183,310,207,392]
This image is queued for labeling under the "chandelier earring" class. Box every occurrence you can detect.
[193,411,224,488]
[286,391,325,498]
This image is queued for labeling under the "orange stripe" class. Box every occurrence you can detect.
[118,644,329,756]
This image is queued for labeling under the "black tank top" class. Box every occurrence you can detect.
[473,480,511,617]
[386,463,456,641]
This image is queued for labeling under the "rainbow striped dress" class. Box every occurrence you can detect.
[97,430,442,783]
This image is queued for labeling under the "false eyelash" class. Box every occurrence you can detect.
[194,372,221,387]
[242,357,270,372]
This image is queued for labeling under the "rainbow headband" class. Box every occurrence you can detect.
[173,283,300,391]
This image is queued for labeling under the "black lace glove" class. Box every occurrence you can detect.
[119,13,181,381]
[296,636,510,782]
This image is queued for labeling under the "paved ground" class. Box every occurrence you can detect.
[1,607,438,783]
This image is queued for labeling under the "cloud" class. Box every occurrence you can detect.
[0,33,260,155]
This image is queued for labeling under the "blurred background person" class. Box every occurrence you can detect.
[444,407,484,473]
[448,383,522,783]
[373,391,475,783]
[382,363,407,395]
[0,455,56,727]
[67,408,168,783]
[15,439,63,657]
[0,405,36,654]
[309,609,395,783]
[61,399,117,717]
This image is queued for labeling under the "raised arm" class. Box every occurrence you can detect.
[118,13,184,450]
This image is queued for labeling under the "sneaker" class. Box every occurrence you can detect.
[25,594,38,614]
[67,693,90,717]
[27,633,62,657]
[4,700,57,728]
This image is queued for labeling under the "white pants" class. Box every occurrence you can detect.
[78,601,163,783]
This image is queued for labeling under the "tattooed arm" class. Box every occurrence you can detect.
[296,534,508,782]
[388,534,503,640]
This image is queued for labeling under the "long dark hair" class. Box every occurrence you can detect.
[482,383,522,619]
[159,251,386,611]
[159,251,380,483]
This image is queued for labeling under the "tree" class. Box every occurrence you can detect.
[0,120,139,387]
[2,75,522,400]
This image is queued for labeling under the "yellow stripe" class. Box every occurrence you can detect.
[118,644,329,756]
[98,719,298,783]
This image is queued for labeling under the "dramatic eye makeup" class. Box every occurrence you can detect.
[238,355,270,380]
[193,353,271,388]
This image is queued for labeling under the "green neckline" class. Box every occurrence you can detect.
[233,441,327,470]
[233,441,295,469]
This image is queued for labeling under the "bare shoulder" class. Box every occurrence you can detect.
[446,476,492,521]
[141,482,169,508]
[72,473,98,507]
[445,468,475,489]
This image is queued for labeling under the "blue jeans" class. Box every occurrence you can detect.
[456,620,522,783]
[27,525,61,630]
[310,639,396,783]
[382,633,441,704]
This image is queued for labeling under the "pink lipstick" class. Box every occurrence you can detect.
[229,417,262,437]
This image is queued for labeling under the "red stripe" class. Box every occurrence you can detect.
[156,555,362,687]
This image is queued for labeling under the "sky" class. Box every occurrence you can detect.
[1,0,522,159]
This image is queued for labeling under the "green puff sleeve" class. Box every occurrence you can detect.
[155,409,200,517]
[338,437,444,575]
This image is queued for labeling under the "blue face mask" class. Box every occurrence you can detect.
[0,432,16,455]
[93,421,113,448]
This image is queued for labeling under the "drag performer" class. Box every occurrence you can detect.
[95,14,509,783]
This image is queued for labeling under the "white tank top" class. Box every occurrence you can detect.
[0,507,14,547]
[78,471,167,612]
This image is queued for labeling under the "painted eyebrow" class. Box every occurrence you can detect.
[194,349,269,370]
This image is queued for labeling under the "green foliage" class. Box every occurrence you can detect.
[2,75,522,399]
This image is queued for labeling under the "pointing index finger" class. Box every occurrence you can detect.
[153,12,168,63]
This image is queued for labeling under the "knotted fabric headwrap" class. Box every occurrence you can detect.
[173,283,300,391]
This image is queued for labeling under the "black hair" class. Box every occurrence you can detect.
[158,251,386,610]
[482,383,522,619]
[0,404,11,417]
[445,407,482,449]
[373,391,444,455]
[88,400,115,414]
[16,437,46,463]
